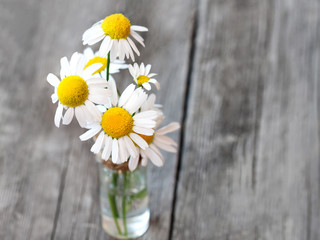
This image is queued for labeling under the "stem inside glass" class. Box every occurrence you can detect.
[99,162,149,239]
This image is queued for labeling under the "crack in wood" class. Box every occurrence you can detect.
[251,74,264,191]
[50,153,70,240]
[168,2,199,240]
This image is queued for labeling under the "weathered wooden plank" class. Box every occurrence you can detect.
[0,1,73,240]
[0,0,194,239]
[172,0,320,239]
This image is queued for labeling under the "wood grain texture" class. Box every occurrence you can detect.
[1,0,320,239]
[172,0,320,239]
[0,0,194,239]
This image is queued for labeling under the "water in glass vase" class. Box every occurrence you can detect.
[99,162,149,239]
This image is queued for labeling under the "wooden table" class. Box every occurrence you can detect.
[1,0,319,239]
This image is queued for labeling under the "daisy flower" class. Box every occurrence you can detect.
[129,63,160,91]
[79,84,159,169]
[82,13,148,61]
[47,52,112,128]
[81,47,128,77]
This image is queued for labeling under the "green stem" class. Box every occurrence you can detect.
[106,52,110,81]
[108,172,122,235]
[122,171,128,236]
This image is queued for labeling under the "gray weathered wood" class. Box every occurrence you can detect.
[172,0,320,239]
[0,0,193,239]
[1,0,320,239]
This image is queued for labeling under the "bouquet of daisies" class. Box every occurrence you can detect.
[47,13,180,238]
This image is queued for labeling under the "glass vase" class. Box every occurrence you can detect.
[98,158,150,239]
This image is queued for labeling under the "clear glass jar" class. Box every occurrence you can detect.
[98,160,149,239]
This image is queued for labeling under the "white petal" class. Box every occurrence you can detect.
[83,63,103,78]
[86,34,105,46]
[89,86,111,96]
[150,143,162,157]
[79,125,102,141]
[123,88,147,114]
[110,40,118,61]
[118,138,129,163]
[47,73,60,87]
[77,55,87,73]
[99,36,112,57]
[154,138,177,152]
[87,78,109,87]
[145,64,151,76]
[112,139,119,163]
[134,62,139,73]
[154,103,163,108]
[51,93,58,103]
[102,136,112,160]
[141,93,156,111]
[88,92,110,105]
[84,100,102,122]
[141,152,148,166]
[118,84,136,107]
[128,155,139,171]
[123,136,137,158]
[69,52,81,75]
[60,56,70,71]
[97,104,108,112]
[54,103,63,128]
[87,82,109,88]
[129,133,148,150]
[149,79,160,90]
[60,57,70,78]
[81,104,95,123]
[75,106,87,128]
[130,31,145,47]
[133,78,138,85]
[126,37,140,57]
[133,126,154,136]
[82,25,104,45]
[134,119,156,128]
[123,39,135,61]
[91,131,105,153]
[156,134,178,147]
[133,110,158,120]
[128,64,136,78]
[84,47,95,58]
[133,118,156,125]
[140,63,145,73]
[147,73,157,78]
[118,39,127,60]
[157,122,180,135]
[110,61,128,73]
[123,40,134,61]
[145,148,164,167]
[142,82,151,91]
[108,77,119,106]
[131,25,148,32]
[82,24,100,40]
[62,107,74,125]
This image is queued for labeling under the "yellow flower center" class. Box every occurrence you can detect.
[101,107,133,139]
[101,13,131,39]
[138,133,154,145]
[137,75,150,85]
[57,75,89,107]
[84,56,108,74]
